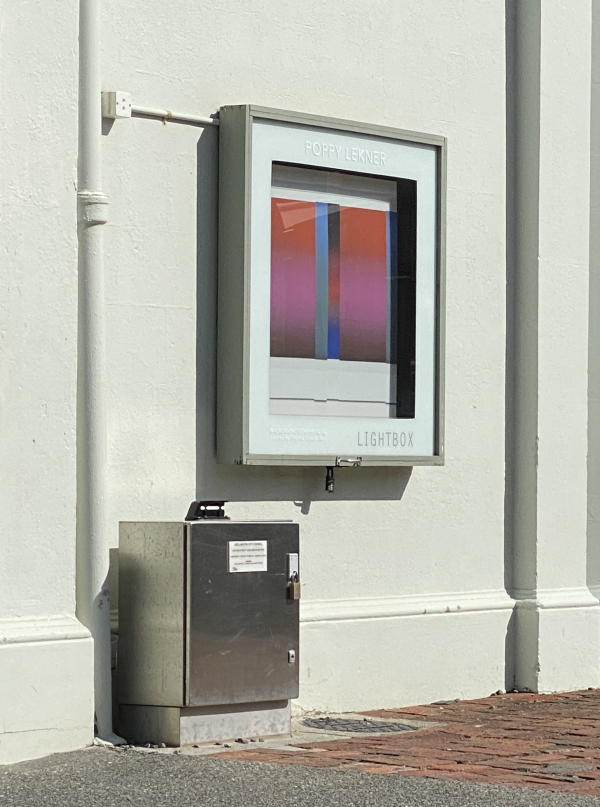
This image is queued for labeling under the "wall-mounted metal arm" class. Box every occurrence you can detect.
[131,105,219,127]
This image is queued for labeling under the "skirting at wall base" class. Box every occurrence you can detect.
[296,590,515,713]
[512,588,600,693]
[119,701,291,746]
[0,616,94,765]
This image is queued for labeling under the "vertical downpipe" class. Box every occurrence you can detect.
[76,0,116,740]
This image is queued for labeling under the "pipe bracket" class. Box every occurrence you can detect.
[78,191,109,225]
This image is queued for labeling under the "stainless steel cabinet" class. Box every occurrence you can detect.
[118,520,299,709]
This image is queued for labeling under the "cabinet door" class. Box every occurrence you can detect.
[186,522,299,706]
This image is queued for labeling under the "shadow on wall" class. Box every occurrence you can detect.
[504,0,517,599]
[194,127,412,503]
[504,0,526,692]
[504,608,517,693]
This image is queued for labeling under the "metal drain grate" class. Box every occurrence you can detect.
[302,717,416,734]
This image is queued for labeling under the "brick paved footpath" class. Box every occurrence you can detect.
[216,690,600,796]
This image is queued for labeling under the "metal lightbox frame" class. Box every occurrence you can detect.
[217,105,446,466]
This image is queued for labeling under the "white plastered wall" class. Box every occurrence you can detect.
[0,3,94,764]
[101,0,510,712]
[4,0,600,769]
[533,0,600,692]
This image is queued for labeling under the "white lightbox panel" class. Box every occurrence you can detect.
[216,106,445,465]
[248,121,437,461]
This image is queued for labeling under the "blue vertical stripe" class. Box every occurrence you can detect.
[327,204,341,360]
[327,320,340,359]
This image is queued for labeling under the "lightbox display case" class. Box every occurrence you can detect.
[217,106,446,466]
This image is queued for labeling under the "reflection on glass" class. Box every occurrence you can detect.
[269,164,415,420]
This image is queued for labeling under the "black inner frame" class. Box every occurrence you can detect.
[393,178,417,418]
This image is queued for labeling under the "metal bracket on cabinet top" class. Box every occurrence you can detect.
[185,501,229,521]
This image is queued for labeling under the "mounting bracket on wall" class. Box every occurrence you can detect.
[325,458,362,493]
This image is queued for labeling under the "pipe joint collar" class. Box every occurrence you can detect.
[78,191,109,225]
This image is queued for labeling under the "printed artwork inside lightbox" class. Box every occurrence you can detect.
[269,164,417,420]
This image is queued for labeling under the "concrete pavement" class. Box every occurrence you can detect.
[3,746,600,807]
